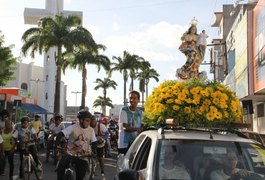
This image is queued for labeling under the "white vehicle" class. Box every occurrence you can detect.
[116,121,265,180]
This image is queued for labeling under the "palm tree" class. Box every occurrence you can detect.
[128,55,147,91]
[21,13,96,113]
[111,51,143,105]
[94,77,117,115]
[93,96,114,112]
[64,45,110,110]
[0,32,16,86]
[138,68,159,104]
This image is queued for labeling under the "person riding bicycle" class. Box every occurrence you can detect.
[45,114,65,163]
[55,110,97,180]
[13,116,41,179]
[90,116,110,177]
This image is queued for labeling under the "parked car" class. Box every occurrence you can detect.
[116,121,265,180]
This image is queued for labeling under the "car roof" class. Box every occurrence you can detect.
[141,128,255,143]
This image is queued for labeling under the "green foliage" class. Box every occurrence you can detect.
[0,32,17,86]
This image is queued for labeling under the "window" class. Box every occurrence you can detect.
[21,83,28,91]
[257,103,264,117]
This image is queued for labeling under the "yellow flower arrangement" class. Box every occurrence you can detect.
[144,79,242,127]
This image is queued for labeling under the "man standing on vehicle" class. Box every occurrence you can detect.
[118,90,144,154]
[55,110,97,180]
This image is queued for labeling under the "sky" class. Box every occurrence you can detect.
[0,0,241,113]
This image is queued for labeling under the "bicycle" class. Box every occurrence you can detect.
[57,146,96,180]
[20,141,43,180]
[86,155,97,180]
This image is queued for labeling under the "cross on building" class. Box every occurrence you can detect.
[24,0,83,114]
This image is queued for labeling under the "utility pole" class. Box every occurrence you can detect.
[71,91,81,106]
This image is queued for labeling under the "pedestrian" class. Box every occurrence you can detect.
[118,90,144,154]
[90,116,110,177]
[1,119,16,180]
[0,134,4,177]
[55,110,97,180]
[101,117,111,158]
[0,110,10,133]
[32,114,42,135]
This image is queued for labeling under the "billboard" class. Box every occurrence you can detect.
[253,0,265,91]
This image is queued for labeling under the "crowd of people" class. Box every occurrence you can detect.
[0,90,144,180]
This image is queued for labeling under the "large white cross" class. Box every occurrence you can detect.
[24,0,83,114]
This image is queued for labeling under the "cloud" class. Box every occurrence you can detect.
[102,21,188,62]
[112,22,120,31]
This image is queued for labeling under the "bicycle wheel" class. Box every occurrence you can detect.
[87,157,96,180]
[34,161,43,180]
[64,169,74,180]
[23,157,31,180]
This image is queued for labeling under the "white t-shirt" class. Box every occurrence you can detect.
[62,124,97,159]
[13,127,36,147]
[49,123,65,134]
[118,107,143,149]
[93,122,108,138]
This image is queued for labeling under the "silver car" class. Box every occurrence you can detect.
[116,126,265,180]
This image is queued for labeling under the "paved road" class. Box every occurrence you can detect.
[1,148,118,180]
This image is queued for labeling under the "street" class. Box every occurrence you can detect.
[1,148,118,180]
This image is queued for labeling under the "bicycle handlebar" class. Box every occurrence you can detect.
[56,145,95,158]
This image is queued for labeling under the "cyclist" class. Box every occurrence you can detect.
[90,117,110,177]
[13,116,41,179]
[45,114,65,163]
[55,110,97,180]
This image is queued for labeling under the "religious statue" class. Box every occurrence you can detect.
[177,18,207,80]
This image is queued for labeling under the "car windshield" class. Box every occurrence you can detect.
[156,139,265,180]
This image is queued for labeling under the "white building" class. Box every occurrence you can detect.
[5,62,67,117]
[23,0,82,115]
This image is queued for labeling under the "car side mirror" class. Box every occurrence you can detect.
[118,169,138,180]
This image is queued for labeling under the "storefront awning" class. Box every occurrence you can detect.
[21,103,52,114]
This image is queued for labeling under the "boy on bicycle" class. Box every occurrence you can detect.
[13,116,42,179]
[55,110,97,180]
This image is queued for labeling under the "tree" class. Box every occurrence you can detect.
[137,68,159,105]
[111,51,141,105]
[93,96,114,112]
[0,32,17,86]
[64,44,110,110]
[21,13,96,113]
[94,77,117,115]
[128,55,147,91]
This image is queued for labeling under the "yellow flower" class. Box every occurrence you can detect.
[166,98,174,104]
[215,111,222,119]
[173,105,180,111]
[144,79,242,126]
[178,92,186,101]
[174,99,182,105]
[206,112,215,121]
[184,107,191,113]
[213,98,219,105]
